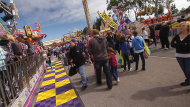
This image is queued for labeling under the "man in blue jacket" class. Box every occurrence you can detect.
[132,31,145,71]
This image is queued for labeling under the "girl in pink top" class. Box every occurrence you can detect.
[108,47,120,84]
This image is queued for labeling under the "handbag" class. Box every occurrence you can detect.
[143,39,151,59]
[118,50,124,65]
[68,65,79,76]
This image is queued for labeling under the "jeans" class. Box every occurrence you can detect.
[94,60,112,89]
[176,57,190,83]
[134,52,145,70]
[78,65,87,86]
[123,53,131,70]
[110,66,118,81]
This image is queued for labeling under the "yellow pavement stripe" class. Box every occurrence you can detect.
[36,89,56,102]
[46,70,51,72]
[41,79,55,87]
[44,73,55,78]
[56,89,77,106]
[55,72,67,79]
[55,65,63,68]
[47,66,55,69]
[55,78,70,88]
[55,67,63,70]
[55,63,63,65]
[55,68,65,73]
[56,61,62,64]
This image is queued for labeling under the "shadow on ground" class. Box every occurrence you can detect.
[130,84,190,101]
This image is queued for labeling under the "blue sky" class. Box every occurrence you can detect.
[1,0,189,42]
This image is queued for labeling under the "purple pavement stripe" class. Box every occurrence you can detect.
[45,70,55,75]
[43,76,55,81]
[34,96,56,107]
[56,75,68,82]
[55,70,65,75]
[55,66,64,70]
[56,84,73,95]
[39,84,55,93]
[55,63,63,66]
[56,98,83,107]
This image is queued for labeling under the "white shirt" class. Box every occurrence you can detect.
[142,30,148,39]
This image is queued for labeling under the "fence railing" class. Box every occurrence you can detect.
[0,53,45,107]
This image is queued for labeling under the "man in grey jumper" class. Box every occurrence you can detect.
[88,29,112,89]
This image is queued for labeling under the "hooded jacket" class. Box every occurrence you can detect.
[171,34,190,54]
[119,42,131,54]
[132,36,144,51]
[88,36,108,61]
[159,25,169,38]
[69,45,85,67]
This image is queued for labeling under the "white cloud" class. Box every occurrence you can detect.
[174,0,190,10]
[15,0,189,27]
[15,0,108,27]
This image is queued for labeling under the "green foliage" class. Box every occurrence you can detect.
[170,4,178,15]
[158,4,164,15]
[82,27,88,35]
[93,18,101,30]
[179,6,190,14]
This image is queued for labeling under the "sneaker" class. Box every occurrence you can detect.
[135,68,138,71]
[107,86,112,90]
[96,83,102,86]
[128,68,132,71]
[81,85,87,90]
[123,70,126,72]
[164,48,169,50]
[117,78,120,82]
[115,81,119,85]
[180,82,190,86]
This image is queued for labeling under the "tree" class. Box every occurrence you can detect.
[93,17,101,30]
[170,4,178,15]
[82,27,88,35]
[179,6,190,15]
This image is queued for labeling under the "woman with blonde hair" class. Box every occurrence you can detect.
[171,21,190,86]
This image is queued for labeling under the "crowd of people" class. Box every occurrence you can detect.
[1,16,189,107]
[0,33,45,106]
[45,16,190,91]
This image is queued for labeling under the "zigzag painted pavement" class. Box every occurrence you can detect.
[34,61,83,107]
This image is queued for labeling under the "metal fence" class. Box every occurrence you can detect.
[0,53,45,107]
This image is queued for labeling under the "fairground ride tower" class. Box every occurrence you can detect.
[82,0,93,30]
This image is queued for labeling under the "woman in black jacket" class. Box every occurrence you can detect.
[171,21,190,86]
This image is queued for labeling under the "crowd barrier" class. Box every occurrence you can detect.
[0,53,46,107]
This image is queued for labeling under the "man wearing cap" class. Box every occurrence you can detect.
[69,39,88,90]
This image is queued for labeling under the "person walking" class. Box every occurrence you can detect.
[108,47,120,84]
[159,22,170,49]
[69,39,88,90]
[88,29,112,89]
[149,25,157,47]
[132,31,146,71]
[46,50,54,70]
[142,27,150,46]
[171,21,190,86]
[119,36,132,72]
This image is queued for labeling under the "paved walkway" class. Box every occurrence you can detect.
[33,61,83,107]
[68,48,190,107]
